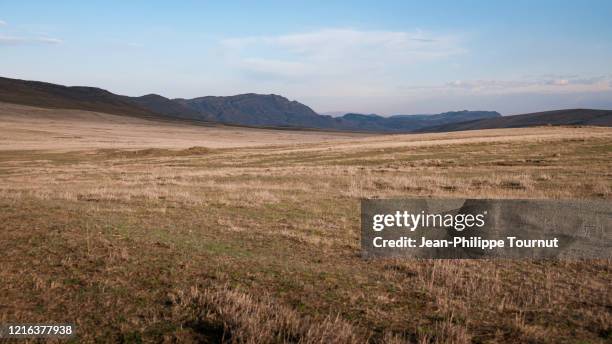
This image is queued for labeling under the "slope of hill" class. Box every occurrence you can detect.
[0,76,158,119]
[422,109,612,132]
[127,94,207,120]
[0,101,366,150]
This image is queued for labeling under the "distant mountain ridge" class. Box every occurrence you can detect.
[155,95,501,131]
[335,110,501,132]
[421,109,612,132]
[1,76,609,132]
[128,94,203,120]
[174,93,335,128]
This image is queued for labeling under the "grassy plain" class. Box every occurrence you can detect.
[0,103,611,343]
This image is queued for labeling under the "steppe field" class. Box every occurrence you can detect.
[1,102,611,343]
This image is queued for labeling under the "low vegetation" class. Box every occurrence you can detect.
[0,124,610,343]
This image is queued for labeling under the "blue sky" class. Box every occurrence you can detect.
[1,0,612,115]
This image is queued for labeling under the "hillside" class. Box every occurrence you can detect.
[0,102,366,151]
[0,76,159,119]
[423,109,612,132]
[338,110,501,132]
[127,94,206,121]
[175,93,336,128]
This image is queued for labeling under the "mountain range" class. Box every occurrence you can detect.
[1,76,611,132]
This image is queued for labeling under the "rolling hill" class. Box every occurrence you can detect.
[174,93,336,128]
[127,94,206,121]
[0,76,159,119]
[336,111,501,132]
[422,109,612,132]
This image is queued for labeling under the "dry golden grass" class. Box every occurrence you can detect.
[0,102,369,151]
[0,104,611,343]
[168,285,361,343]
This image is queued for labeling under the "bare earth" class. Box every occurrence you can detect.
[0,103,610,343]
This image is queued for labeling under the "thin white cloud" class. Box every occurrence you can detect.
[0,35,62,45]
[221,28,464,83]
[36,37,62,44]
[546,79,569,86]
[444,80,532,89]
[0,20,62,45]
[417,75,612,94]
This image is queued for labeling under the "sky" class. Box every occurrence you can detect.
[1,1,612,115]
